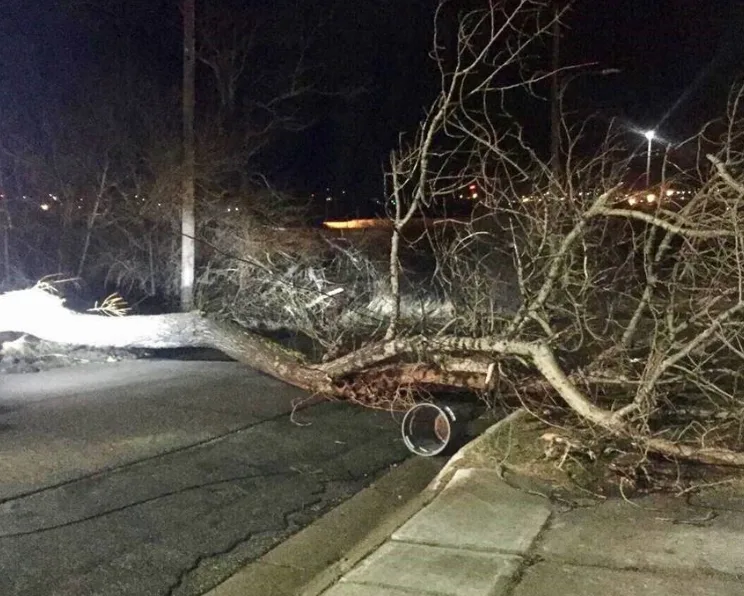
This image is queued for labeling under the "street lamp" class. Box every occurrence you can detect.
[644,130,655,187]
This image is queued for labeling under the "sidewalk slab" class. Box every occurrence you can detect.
[336,541,521,596]
[540,496,744,575]
[392,468,551,554]
[512,562,744,596]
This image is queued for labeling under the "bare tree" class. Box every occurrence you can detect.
[8,0,744,471]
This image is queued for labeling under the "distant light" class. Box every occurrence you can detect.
[646,193,656,203]
[324,219,387,230]
[40,203,50,211]
[644,130,655,141]
[471,193,478,199]
[628,197,638,206]
[665,189,675,197]
[468,184,476,190]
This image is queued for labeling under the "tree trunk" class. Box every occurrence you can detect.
[0,288,331,393]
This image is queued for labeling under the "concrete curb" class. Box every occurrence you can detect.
[428,408,529,492]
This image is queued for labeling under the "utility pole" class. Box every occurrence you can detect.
[181,0,196,311]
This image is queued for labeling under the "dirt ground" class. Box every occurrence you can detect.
[457,409,744,501]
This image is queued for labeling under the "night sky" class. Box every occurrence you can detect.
[1,0,743,207]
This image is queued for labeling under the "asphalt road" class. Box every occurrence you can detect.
[0,360,412,596]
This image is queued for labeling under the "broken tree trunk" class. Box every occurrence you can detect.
[0,287,500,400]
[0,287,332,393]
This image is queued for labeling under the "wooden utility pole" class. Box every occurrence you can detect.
[181,0,196,311]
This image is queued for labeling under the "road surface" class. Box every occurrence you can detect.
[0,359,412,596]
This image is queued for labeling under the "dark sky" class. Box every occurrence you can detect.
[1,0,743,201]
[566,0,744,133]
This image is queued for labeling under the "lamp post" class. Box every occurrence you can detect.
[644,129,655,187]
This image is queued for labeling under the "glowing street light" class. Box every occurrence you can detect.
[644,129,655,187]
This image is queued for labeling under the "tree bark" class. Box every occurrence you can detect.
[0,288,331,393]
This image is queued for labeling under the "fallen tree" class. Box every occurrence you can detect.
[4,264,744,468]
[5,0,744,473]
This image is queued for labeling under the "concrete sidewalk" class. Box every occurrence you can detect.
[206,410,744,596]
[321,466,744,595]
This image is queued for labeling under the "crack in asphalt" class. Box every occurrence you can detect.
[0,408,300,507]
[0,468,295,538]
[0,471,365,596]
[164,490,330,596]
[0,442,402,539]
[0,391,410,596]
[162,466,398,596]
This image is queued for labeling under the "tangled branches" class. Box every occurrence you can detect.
[378,0,744,465]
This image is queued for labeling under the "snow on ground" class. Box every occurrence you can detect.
[0,334,145,374]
